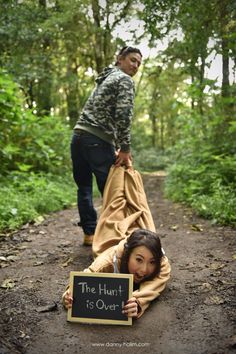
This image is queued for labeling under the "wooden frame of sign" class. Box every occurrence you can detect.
[67,272,133,325]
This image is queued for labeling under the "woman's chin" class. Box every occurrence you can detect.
[134,276,144,283]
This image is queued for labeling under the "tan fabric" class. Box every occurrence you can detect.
[92,166,156,257]
[64,166,171,317]
[84,166,171,318]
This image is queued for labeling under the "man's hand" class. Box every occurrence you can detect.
[115,151,132,168]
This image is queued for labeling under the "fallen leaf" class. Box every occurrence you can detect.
[33,261,44,266]
[232,254,236,260]
[170,225,178,231]
[1,278,16,289]
[19,331,28,339]
[6,255,19,262]
[191,224,203,232]
[204,295,225,305]
[206,253,214,258]
[34,215,44,225]
[0,256,7,261]
[0,263,9,268]
[209,263,226,270]
[61,257,73,267]
[21,223,30,230]
[17,245,28,250]
[199,282,212,292]
[35,279,43,283]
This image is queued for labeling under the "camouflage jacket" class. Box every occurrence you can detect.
[74,66,135,152]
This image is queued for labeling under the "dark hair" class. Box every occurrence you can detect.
[115,46,142,65]
[120,229,163,281]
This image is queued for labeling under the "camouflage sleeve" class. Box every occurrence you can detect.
[115,76,135,152]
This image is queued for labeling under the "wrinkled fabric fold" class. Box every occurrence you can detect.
[92,166,156,257]
[85,165,171,318]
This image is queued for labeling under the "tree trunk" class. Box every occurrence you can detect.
[198,54,205,116]
[221,37,230,98]
[91,0,104,73]
[27,80,34,109]
[104,2,115,66]
[91,0,132,73]
[219,0,230,98]
[65,58,79,128]
[37,75,52,116]
[150,113,157,148]
[191,70,195,110]
[36,0,52,115]
[160,116,164,151]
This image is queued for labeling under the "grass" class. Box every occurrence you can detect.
[0,172,101,233]
[0,172,77,232]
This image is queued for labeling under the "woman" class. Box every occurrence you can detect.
[63,166,171,319]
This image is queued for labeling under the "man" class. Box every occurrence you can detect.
[71,46,142,246]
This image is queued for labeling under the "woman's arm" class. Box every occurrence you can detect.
[62,248,115,309]
[132,256,171,318]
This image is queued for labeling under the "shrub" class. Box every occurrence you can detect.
[192,181,236,225]
[0,172,77,232]
[133,148,171,172]
[165,149,236,226]
[0,69,72,176]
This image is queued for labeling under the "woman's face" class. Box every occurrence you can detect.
[117,52,142,77]
[127,246,156,284]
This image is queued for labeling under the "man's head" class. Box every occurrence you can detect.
[115,46,142,77]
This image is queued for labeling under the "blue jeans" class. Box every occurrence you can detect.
[71,131,116,235]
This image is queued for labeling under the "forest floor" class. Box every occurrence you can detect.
[0,173,235,354]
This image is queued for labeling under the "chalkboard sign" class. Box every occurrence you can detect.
[67,272,133,325]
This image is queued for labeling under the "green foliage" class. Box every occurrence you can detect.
[0,173,76,232]
[141,0,179,38]
[0,69,78,232]
[0,70,71,176]
[165,116,236,226]
[165,174,236,226]
[133,148,171,172]
[0,0,137,122]
[131,118,153,150]
[0,0,235,231]
[192,181,236,225]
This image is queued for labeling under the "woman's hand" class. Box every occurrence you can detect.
[62,289,73,309]
[122,297,138,317]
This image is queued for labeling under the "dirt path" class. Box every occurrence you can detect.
[0,173,235,354]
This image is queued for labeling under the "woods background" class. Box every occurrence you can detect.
[0,0,235,231]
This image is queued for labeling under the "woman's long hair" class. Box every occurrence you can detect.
[120,229,163,281]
